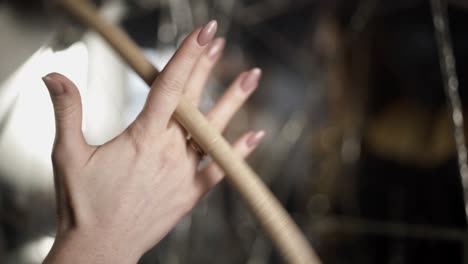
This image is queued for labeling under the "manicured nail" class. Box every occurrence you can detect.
[241,68,262,92]
[247,130,265,148]
[207,37,225,60]
[197,20,217,46]
[42,75,64,96]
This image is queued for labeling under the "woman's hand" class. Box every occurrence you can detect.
[43,21,264,264]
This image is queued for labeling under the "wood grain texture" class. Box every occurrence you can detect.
[57,1,321,263]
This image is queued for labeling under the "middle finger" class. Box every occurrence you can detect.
[184,37,226,105]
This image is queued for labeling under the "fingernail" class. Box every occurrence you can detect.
[198,20,217,46]
[247,130,265,148]
[241,68,262,92]
[207,37,225,60]
[42,75,64,96]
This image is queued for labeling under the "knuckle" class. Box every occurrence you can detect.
[184,48,200,64]
[157,75,184,96]
[160,147,180,166]
[127,121,151,155]
[51,146,72,167]
[51,150,62,165]
[54,101,80,119]
[132,138,149,156]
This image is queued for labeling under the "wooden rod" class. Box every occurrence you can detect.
[57,1,321,263]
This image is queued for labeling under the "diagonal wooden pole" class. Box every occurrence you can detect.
[57,1,321,263]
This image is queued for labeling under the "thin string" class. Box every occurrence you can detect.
[431,0,468,218]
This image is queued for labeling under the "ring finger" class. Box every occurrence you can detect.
[185,37,226,105]
[207,68,261,132]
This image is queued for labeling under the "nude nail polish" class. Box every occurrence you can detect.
[207,38,225,60]
[198,20,218,46]
[247,130,265,148]
[241,68,262,92]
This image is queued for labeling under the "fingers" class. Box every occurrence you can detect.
[185,68,261,165]
[185,37,226,104]
[207,68,261,132]
[194,130,265,195]
[42,73,88,153]
[139,20,218,131]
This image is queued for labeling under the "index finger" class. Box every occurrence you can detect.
[139,20,218,131]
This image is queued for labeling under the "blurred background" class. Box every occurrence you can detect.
[1,0,468,263]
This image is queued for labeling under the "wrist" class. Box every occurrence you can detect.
[44,228,141,264]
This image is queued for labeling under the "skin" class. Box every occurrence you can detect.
[42,22,264,264]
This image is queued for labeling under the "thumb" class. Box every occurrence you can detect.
[42,73,86,150]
